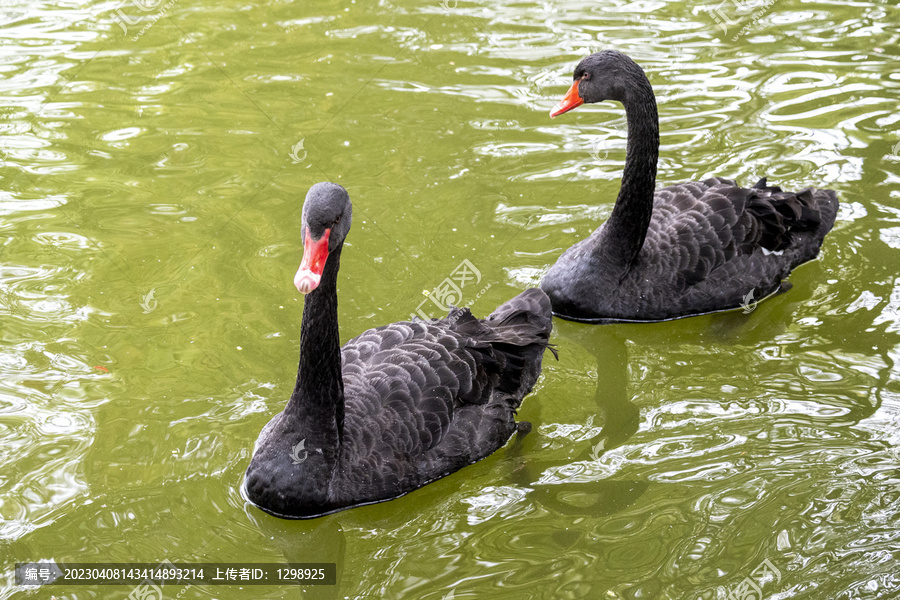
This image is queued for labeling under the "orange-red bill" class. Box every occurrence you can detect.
[549,80,584,118]
[294,228,331,294]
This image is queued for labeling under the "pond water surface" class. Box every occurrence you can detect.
[2,0,900,598]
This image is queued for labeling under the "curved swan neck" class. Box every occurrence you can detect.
[285,244,345,443]
[601,77,659,269]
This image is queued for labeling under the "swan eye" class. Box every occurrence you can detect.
[581,72,591,81]
[334,215,342,225]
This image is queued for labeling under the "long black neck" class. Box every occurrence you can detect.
[285,244,344,450]
[599,77,659,271]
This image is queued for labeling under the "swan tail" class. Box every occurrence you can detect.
[487,288,555,355]
[484,288,556,402]
[442,289,554,405]
[746,182,839,252]
[809,188,839,238]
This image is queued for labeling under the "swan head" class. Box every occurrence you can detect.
[294,182,353,294]
[550,50,648,117]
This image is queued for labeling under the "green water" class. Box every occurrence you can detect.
[2,0,900,597]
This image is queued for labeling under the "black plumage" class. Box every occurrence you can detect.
[244,183,555,519]
[541,51,839,322]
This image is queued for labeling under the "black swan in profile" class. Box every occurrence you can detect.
[244,182,556,519]
[540,50,839,323]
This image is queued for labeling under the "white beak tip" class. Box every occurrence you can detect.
[294,270,321,294]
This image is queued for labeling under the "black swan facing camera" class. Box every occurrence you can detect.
[541,50,839,323]
[244,182,556,519]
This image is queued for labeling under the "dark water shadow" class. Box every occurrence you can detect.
[246,510,346,600]
[501,319,647,518]
[504,283,823,519]
[555,319,641,456]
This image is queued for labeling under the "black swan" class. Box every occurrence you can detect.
[540,50,839,323]
[244,182,556,519]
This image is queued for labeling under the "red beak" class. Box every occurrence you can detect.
[549,80,584,118]
[294,228,331,294]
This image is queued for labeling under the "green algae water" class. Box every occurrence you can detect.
[2,0,900,597]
